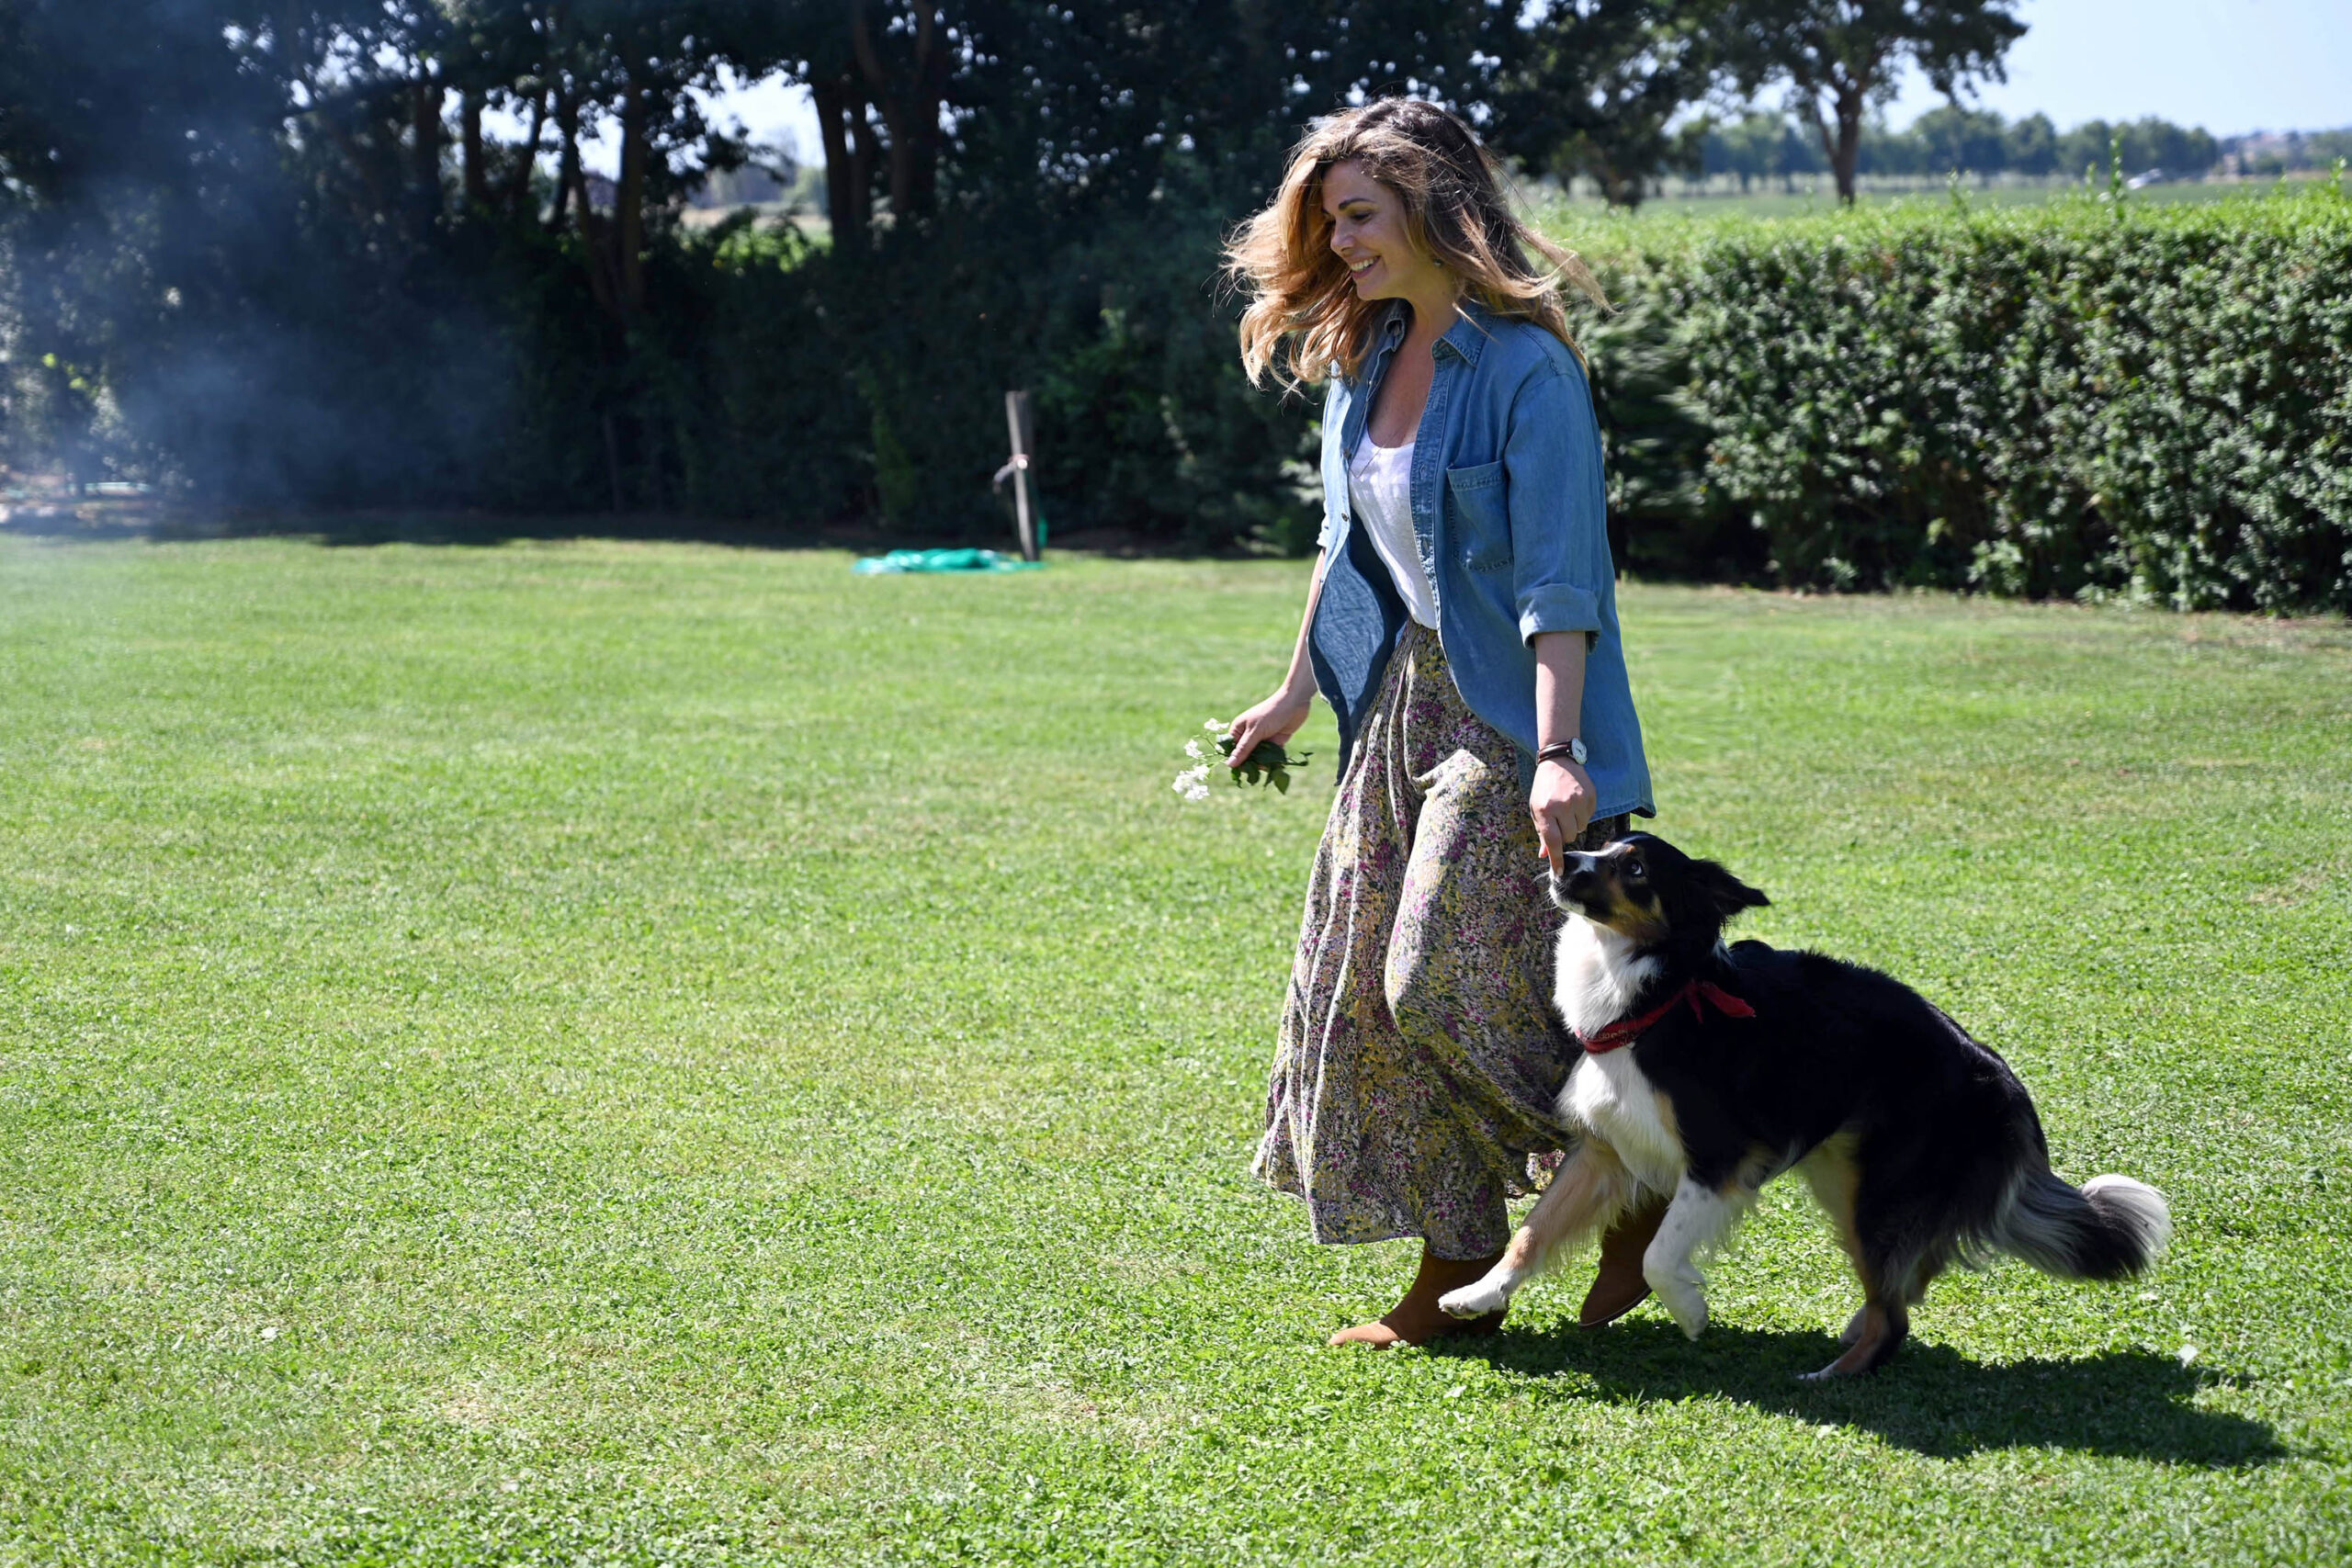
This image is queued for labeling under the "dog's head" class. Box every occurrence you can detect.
[1549,831,1769,948]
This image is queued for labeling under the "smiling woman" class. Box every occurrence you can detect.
[1218,100,1662,1349]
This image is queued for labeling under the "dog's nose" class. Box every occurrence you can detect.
[1561,851,1598,878]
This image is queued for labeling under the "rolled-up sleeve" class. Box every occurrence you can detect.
[1504,359,1611,645]
[1315,379,1346,552]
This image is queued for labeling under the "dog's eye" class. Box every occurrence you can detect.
[1624,861,1645,879]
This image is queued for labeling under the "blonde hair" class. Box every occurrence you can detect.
[1226,98,1607,391]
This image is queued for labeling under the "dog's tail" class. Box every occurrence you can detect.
[1990,1169,2171,1280]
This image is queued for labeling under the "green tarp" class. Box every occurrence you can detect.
[852,547,1044,575]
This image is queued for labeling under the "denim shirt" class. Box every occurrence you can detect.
[1309,299,1655,820]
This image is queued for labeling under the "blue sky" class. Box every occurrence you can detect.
[702,0,2349,168]
[1881,0,2350,133]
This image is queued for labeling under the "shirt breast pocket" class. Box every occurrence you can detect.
[1445,460,1510,572]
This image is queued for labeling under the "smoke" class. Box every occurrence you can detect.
[1,4,538,510]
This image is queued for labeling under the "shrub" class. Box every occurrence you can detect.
[1556,182,2352,612]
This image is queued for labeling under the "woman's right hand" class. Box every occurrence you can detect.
[1224,683,1315,772]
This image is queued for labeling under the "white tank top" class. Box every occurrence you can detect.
[1347,439,1440,629]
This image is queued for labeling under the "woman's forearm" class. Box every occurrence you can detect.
[1531,629,1587,750]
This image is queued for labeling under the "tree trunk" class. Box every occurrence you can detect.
[411,72,443,218]
[1597,152,1644,209]
[813,73,874,247]
[504,91,546,219]
[1830,80,1866,205]
[573,159,621,321]
[548,89,580,233]
[460,93,487,208]
[852,1,948,221]
[616,83,649,318]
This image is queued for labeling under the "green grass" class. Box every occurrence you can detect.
[2,538,2348,1565]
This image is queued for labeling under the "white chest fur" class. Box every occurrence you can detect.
[1553,917,1685,1192]
[1564,1052,1685,1192]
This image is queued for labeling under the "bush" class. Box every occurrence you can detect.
[452,186,1316,553]
[1557,182,2352,612]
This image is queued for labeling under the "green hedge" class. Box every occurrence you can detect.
[1562,183,2352,612]
[22,170,2346,611]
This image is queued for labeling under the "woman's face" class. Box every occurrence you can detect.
[1321,159,1448,304]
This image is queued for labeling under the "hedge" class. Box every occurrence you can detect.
[694,178,2352,613]
[1561,180,2352,612]
[16,175,2346,612]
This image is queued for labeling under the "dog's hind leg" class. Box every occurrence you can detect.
[1641,1176,1756,1340]
[1439,1145,1634,1319]
[1799,1134,1873,1348]
[1804,1293,1910,1380]
[1804,1211,1922,1379]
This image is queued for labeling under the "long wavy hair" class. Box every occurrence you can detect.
[1226,98,1606,391]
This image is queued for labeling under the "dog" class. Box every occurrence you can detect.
[1437,832,2169,1377]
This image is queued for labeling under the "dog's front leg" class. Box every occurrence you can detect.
[1642,1177,1754,1340]
[1439,1145,1634,1318]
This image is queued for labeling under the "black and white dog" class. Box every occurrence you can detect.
[1438,832,2169,1377]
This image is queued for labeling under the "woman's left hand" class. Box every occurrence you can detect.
[1531,759,1598,876]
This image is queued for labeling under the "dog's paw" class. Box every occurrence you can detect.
[1439,1280,1509,1318]
[1657,1288,1709,1340]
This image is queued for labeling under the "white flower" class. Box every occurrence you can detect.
[1184,738,1206,761]
[1172,764,1212,802]
[1204,718,1227,732]
[2178,1343,2199,1367]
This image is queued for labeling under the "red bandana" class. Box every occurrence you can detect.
[1574,978,1756,1055]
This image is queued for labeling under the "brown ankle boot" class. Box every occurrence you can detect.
[1330,1246,1508,1347]
[1577,1192,1668,1328]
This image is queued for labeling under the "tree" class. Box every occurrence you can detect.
[771,1,958,249]
[2003,109,2055,176]
[1716,0,2024,203]
[1489,0,1719,209]
[1911,102,2004,180]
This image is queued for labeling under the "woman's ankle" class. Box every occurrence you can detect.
[1329,1246,1507,1347]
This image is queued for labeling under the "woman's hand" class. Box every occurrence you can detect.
[1226,683,1315,773]
[1531,758,1597,875]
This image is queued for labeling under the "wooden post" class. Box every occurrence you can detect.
[1003,389,1038,562]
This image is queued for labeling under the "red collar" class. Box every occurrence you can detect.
[1575,978,1756,1055]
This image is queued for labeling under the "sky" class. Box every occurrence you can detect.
[1879,0,2351,134]
[698,0,2350,170]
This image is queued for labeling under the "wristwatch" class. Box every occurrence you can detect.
[1537,738,1587,766]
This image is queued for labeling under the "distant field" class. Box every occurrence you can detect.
[2,539,2347,1564]
[680,201,829,239]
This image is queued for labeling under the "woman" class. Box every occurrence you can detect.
[1224,99,1661,1347]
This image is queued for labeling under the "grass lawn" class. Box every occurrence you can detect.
[2,537,2347,1565]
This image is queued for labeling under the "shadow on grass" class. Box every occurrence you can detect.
[0,505,1191,558]
[1443,1318,2283,1466]
[1,506,864,550]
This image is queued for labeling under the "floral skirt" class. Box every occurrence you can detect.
[1251,622,1629,1259]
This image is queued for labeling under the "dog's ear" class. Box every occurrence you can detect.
[1688,859,1770,921]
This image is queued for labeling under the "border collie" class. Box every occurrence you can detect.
[1438,832,2169,1377]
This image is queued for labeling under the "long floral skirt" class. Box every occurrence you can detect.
[1251,622,1629,1259]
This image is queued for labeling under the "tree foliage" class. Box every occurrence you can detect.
[1487,0,1718,209]
[1696,106,2226,190]
[1714,0,2025,202]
